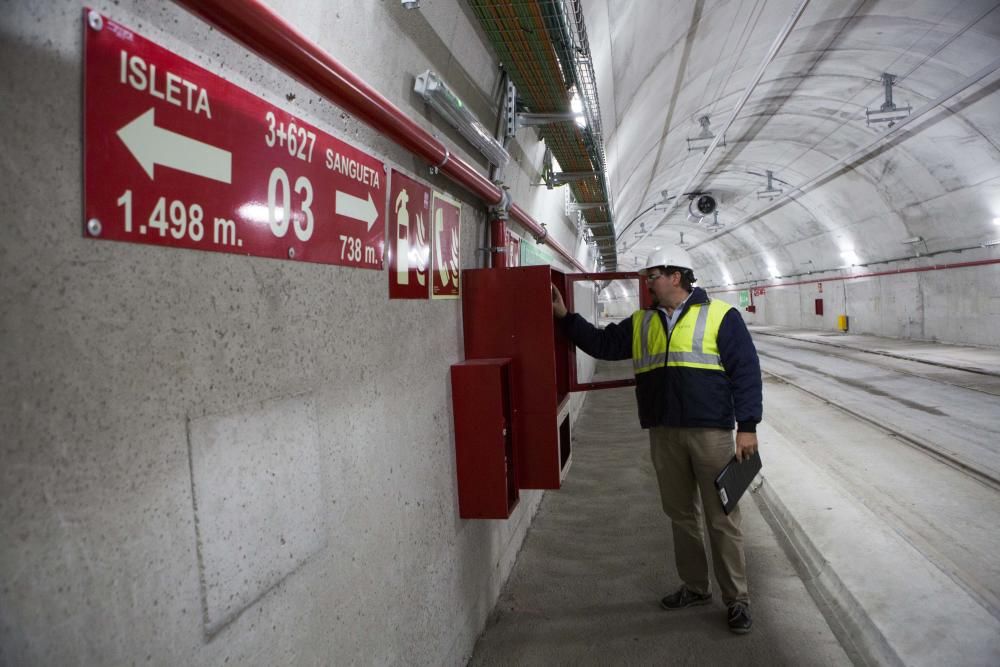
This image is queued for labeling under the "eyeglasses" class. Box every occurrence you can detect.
[645,273,666,283]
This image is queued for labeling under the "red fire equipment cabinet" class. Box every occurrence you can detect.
[450,359,518,519]
[461,266,572,489]
[455,266,642,494]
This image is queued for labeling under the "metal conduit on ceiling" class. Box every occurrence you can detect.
[469,0,618,268]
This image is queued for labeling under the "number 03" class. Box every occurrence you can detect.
[267,167,314,242]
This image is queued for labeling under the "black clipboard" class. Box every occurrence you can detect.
[714,451,762,515]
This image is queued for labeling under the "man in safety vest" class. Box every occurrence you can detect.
[551,245,762,634]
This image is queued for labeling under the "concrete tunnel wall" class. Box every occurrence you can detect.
[0,1,596,664]
[718,259,1000,346]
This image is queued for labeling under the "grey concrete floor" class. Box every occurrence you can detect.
[468,360,850,667]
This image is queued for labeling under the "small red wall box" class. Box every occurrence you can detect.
[815,298,824,315]
[451,359,518,519]
[462,266,571,489]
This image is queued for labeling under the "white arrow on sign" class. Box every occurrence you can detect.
[335,191,379,232]
[117,108,232,184]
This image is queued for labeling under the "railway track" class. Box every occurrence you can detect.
[762,367,1000,493]
[755,331,1000,397]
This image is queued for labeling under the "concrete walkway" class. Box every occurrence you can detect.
[469,360,850,666]
[469,330,1000,666]
[750,328,1000,666]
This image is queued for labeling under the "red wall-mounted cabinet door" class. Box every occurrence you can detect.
[462,266,570,489]
[451,359,518,519]
[563,272,641,392]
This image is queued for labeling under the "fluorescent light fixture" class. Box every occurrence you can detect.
[414,70,510,168]
[983,239,1000,248]
[901,236,923,244]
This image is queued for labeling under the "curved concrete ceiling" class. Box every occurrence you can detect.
[581,0,1000,289]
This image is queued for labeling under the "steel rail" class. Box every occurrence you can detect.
[762,368,1000,493]
[171,0,587,272]
[755,330,1000,393]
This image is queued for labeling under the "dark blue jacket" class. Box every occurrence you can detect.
[560,287,762,432]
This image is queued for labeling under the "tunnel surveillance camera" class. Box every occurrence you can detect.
[687,193,716,218]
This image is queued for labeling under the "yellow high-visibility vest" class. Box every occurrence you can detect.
[632,300,732,374]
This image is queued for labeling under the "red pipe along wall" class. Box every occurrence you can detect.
[173,0,587,272]
[710,257,1000,294]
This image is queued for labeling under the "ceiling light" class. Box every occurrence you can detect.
[414,70,510,168]
[993,218,1000,226]
[901,236,923,244]
[983,239,1000,248]
[841,249,860,266]
[767,263,781,279]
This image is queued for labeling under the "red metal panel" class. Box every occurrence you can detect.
[462,266,569,489]
[451,359,518,519]
[387,170,430,298]
[815,298,824,315]
[84,10,385,267]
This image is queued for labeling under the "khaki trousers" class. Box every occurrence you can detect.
[649,426,749,605]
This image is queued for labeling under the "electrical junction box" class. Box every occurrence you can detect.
[450,359,518,519]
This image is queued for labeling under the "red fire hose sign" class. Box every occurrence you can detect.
[83,9,385,268]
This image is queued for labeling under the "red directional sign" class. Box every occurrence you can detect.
[83,9,385,268]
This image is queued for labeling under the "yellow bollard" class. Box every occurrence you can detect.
[837,314,849,332]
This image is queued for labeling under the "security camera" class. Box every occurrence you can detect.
[687,193,716,218]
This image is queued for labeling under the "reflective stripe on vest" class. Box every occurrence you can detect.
[631,299,733,374]
[632,310,667,374]
[667,300,732,370]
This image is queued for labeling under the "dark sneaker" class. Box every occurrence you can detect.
[660,586,712,610]
[727,602,752,634]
